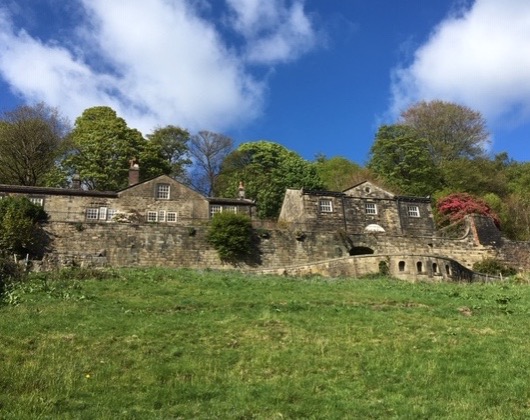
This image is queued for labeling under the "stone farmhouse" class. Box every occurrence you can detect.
[0,165,256,225]
[0,166,527,280]
[279,181,434,241]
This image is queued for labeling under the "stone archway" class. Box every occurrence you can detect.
[349,246,374,256]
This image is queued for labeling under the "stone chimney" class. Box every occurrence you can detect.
[129,158,140,186]
[71,173,81,189]
[238,181,245,199]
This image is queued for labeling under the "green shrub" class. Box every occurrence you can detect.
[473,258,517,277]
[207,213,254,263]
[0,196,48,257]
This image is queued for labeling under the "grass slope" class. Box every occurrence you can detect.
[2,268,530,419]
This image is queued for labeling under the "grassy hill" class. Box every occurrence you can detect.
[2,268,530,418]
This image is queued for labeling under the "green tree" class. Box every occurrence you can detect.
[313,155,366,191]
[64,107,171,190]
[400,100,490,165]
[0,196,48,257]
[146,125,191,178]
[216,141,324,219]
[0,102,70,186]
[440,155,508,197]
[368,125,442,196]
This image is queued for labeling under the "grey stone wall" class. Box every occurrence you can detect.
[43,214,506,279]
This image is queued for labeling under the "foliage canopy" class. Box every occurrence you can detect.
[64,107,186,190]
[368,124,442,196]
[314,155,365,191]
[0,102,70,186]
[400,100,490,164]
[217,141,324,219]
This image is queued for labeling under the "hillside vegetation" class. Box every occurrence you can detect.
[2,268,530,418]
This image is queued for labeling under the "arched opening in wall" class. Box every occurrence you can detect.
[349,246,374,256]
[398,261,406,272]
[432,263,438,274]
[417,261,423,273]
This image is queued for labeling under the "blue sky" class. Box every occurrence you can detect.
[0,0,529,164]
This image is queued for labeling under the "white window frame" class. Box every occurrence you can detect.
[210,205,222,218]
[319,199,333,213]
[86,208,99,220]
[166,212,177,223]
[29,197,44,206]
[407,205,420,218]
[147,211,158,222]
[99,207,108,220]
[107,209,117,221]
[365,203,377,215]
[225,206,238,214]
[158,210,166,222]
[156,184,170,200]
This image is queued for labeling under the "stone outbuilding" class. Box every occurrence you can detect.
[278,181,435,237]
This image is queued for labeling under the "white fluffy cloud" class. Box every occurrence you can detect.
[226,0,317,64]
[390,0,530,126]
[0,0,318,134]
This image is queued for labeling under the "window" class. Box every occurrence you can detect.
[147,211,158,222]
[225,206,237,214]
[417,261,423,273]
[29,197,44,206]
[166,212,177,223]
[86,208,99,220]
[432,263,439,274]
[319,199,333,213]
[156,184,170,200]
[210,205,222,218]
[407,205,420,217]
[365,203,377,215]
[86,207,116,221]
[158,210,166,222]
[107,209,117,221]
[398,261,406,272]
[99,207,108,220]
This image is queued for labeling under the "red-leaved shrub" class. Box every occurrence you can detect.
[437,193,500,228]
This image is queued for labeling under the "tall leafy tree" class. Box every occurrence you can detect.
[313,155,366,191]
[440,155,508,197]
[188,131,234,196]
[146,125,191,178]
[400,100,490,165]
[216,141,324,219]
[368,125,442,196]
[0,102,70,186]
[64,107,173,190]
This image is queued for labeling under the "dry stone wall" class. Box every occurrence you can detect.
[43,214,508,280]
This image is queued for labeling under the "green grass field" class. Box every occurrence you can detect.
[2,268,530,419]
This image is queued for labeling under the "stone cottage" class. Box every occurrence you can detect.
[0,165,256,225]
[279,181,435,238]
